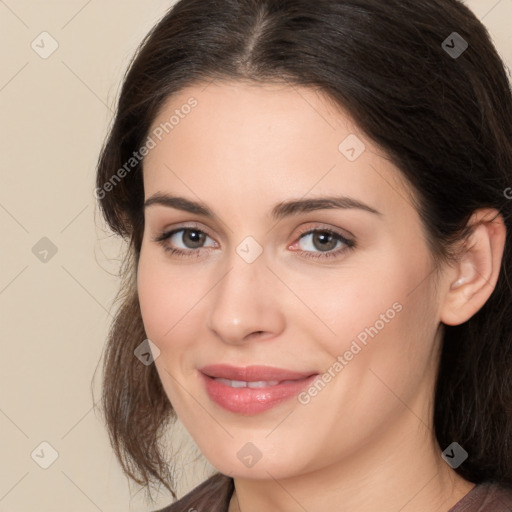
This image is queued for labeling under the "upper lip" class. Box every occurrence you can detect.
[199,364,318,382]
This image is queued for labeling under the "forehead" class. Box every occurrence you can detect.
[147,80,360,159]
[142,81,415,219]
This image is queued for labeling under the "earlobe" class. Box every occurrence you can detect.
[440,209,506,326]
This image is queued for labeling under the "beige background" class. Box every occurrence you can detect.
[1,1,511,510]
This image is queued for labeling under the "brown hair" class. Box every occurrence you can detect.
[94,0,512,506]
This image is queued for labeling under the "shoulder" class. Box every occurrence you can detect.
[449,482,512,511]
[151,472,234,512]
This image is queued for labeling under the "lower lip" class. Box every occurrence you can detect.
[199,372,319,415]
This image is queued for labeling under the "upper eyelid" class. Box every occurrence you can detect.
[294,224,353,240]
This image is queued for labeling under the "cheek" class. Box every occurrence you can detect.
[136,254,202,403]
[305,252,438,383]
[137,255,170,340]
[294,264,410,345]
[136,250,209,370]
[137,249,187,334]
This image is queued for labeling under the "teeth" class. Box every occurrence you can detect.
[248,380,280,388]
[214,378,280,388]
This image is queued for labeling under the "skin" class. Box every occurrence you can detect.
[136,81,506,512]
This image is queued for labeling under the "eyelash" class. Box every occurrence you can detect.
[152,223,356,261]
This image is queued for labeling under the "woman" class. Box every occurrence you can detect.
[95,0,512,510]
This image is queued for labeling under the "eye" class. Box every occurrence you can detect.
[153,224,217,258]
[290,227,355,260]
[152,223,355,261]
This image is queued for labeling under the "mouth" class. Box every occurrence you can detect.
[199,364,319,415]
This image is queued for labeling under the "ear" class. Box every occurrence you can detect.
[440,208,506,326]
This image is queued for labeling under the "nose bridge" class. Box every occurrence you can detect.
[206,246,285,344]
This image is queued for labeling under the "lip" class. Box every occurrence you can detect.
[199,364,317,382]
[199,364,319,415]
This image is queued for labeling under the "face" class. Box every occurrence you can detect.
[137,81,445,480]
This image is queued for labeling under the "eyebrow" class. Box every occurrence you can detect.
[144,193,382,221]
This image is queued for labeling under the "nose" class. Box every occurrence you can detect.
[206,254,286,345]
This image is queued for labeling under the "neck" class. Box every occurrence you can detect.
[228,411,474,512]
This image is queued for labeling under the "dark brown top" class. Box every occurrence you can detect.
[449,482,512,511]
[154,474,512,512]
